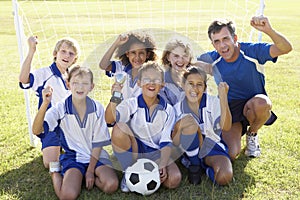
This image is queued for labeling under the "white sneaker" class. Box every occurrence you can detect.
[120,175,130,193]
[49,161,61,173]
[245,133,261,158]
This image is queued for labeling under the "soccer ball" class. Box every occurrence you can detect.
[125,158,161,195]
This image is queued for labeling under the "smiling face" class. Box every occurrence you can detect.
[67,66,94,101]
[69,74,94,100]
[139,67,164,99]
[126,43,148,69]
[167,46,191,72]
[54,42,77,73]
[210,26,239,62]
[183,72,206,104]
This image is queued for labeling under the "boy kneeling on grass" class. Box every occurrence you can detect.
[32,65,118,199]
[105,61,182,192]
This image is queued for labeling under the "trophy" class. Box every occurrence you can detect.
[115,72,126,85]
[110,72,126,104]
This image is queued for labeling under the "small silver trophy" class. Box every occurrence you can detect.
[111,72,126,102]
[115,72,126,85]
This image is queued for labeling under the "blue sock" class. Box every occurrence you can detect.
[114,147,133,171]
[180,133,200,165]
[206,167,216,183]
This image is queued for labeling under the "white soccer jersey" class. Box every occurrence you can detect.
[116,94,175,149]
[106,61,142,100]
[174,93,226,158]
[19,62,70,108]
[43,95,111,164]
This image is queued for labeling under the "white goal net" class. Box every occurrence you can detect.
[13,0,264,147]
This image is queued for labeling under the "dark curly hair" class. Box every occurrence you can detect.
[115,30,157,66]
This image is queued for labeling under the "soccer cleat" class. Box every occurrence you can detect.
[245,132,261,158]
[49,161,61,173]
[188,165,202,185]
[120,175,130,193]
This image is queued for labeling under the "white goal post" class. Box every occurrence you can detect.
[12,0,265,147]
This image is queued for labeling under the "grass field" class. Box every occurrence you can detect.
[0,0,299,199]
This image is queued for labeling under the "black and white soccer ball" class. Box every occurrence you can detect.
[125,158,161,195]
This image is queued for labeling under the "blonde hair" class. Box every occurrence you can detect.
[53,37,81,64]
[161,37,193,67]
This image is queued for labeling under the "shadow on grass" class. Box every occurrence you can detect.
[0,149,255,200]
[0,152,58,199]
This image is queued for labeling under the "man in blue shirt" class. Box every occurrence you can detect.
[198,16,292,159]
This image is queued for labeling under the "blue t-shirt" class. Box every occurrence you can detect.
[198,42,277,102]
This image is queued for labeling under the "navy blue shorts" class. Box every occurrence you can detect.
[38,131,60,150]
[229,99,277,135]
[59,153,112,176]
[200,142,230,170]
[136,138,161,161]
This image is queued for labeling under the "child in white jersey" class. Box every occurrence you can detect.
[32,66,118,199]
[173,66,233,185]
[19,36,80,168]
[105,61,181,192]
[99,30,158,100]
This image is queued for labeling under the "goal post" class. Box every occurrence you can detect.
[12,0,265,147]
[12,0,38,147]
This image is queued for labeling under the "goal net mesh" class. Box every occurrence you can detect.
[13,0,264,146]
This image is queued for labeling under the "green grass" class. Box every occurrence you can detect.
[1,0,300,199]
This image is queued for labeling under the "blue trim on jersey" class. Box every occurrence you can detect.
[105,61,138,89]
[50,95,111,160]
[19,73,34,89]
[159,141,172,149]
[65,95,97,128]
[137,94,167,122]
[181,93,207,124]
[60,131,77,158]
[24,62,67,109]
[105,61,132,76]
[123,64,138,88]
[50,63,68,90]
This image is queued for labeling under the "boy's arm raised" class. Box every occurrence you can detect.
[32,86,52,135]
[19,36,38,83]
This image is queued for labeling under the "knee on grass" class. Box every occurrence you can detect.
[214,167,233,186]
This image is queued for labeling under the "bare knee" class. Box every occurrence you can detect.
[111,123,131,148]
[164,171,182,189]
[42,146,60,169]
[101,178,119,194]
[228,146,241,161]
[59,190,79,200]
[246,95,272,116]
[215,168,233,186]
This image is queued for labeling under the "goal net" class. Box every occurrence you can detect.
[13,0,265,147]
